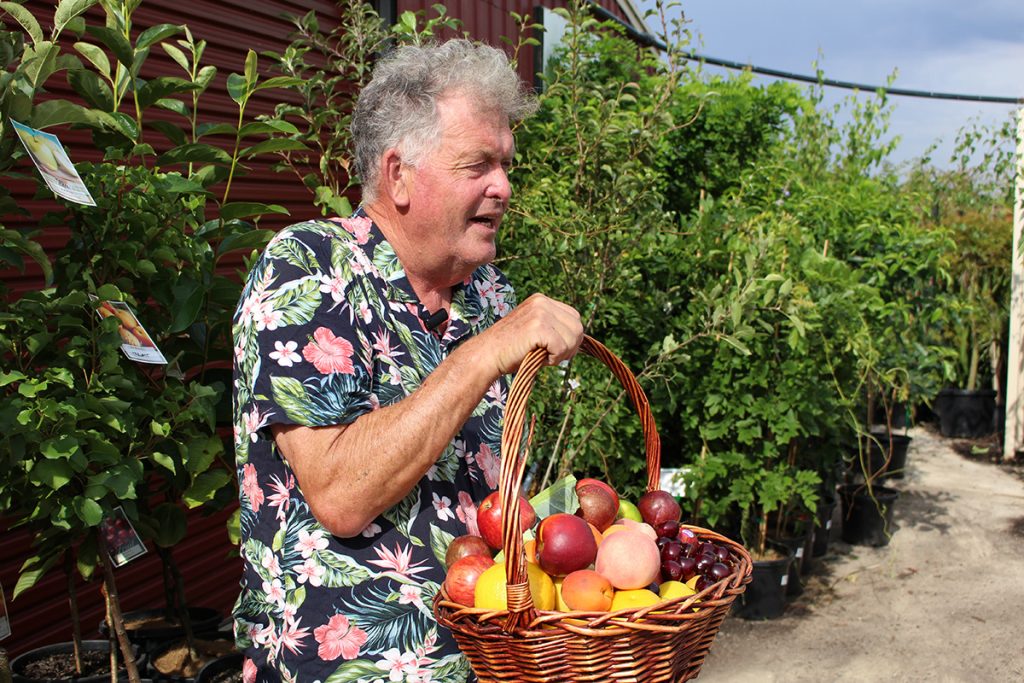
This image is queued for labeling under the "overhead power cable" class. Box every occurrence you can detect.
[584,3,1024,105]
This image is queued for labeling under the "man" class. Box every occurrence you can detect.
[231,39,583,683]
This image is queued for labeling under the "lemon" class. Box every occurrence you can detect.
[609,588,662,611]
[685,575,701,590]
[474,561,556,611]
[659,580,697,601]
[554,577,570,612]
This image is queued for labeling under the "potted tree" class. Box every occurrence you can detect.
[919,120,1014,439]
[0,0,298,677]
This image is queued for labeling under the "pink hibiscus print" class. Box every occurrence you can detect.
[314,614,368,661]
[456,491,480,536]
[476,443,500,489]
[339,215,373,244]
[242,658,257,683]
[302,327,355,375]
[242,463,264,511]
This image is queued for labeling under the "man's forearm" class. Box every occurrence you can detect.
[274,333,499,537]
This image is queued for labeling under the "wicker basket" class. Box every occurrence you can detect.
[434,335,752,682]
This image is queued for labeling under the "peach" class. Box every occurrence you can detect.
[595,528,661,590]
[535,513,598,577]
[560,569,615,611]
[620,518,658,541]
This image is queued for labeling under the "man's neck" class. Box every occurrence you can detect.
[362,202,452,313]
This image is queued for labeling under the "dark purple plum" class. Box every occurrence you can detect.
[660,559,683,582]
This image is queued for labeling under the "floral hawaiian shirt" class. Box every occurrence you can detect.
[231,210,514,683]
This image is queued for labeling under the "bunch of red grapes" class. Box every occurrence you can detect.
[654,520,735,591]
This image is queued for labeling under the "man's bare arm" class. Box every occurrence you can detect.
[273,294,582,537]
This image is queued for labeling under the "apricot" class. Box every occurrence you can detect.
[560,569,615,611]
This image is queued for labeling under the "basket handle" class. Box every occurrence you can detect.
[496,334,661,633]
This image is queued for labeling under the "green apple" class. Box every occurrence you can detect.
[616,499,643,522]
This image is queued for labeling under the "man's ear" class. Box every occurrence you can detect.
[381,149,411,209]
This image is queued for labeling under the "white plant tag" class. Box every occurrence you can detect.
[780,574,789,586]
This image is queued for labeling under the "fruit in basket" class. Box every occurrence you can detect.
[609,588,661,611]
[575,480,619,531]
[444,554,495,607]
[535,513,598,576]
[474,561,556,611]
[445,534,493,568]
[559,569,615,611]
[595,528,660,590]
[637,490,681,527]
[477,491,536,550]
[616,499,643,522]
[620,518,658,540]
[658,580,697,602]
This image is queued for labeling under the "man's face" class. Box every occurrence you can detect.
[401,93,515,281]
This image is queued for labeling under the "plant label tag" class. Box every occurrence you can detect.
[94,298,168,364]
[780,574,789,587]
[0,581,10,641]
[101,506,148,567]
[826,520,832,530]
[10,119,96,206]
[795,547,804,559]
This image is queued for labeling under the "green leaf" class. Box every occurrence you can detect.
[13,553,60,598]
[73,40,111,78]
[240,138,309,158]
[219,202,289,222]
[225,72,247,105]
[0,2,44,45]
[215,229,274,259]
[237,120,299,136]
[41,434,80,459]
[252,75,304,92]
[156,142,232,166]
[135,23,181,51]
[151,451,176,474]
[54,0,98,37]
[30,459,74,489]
[161,41,189,71]
[149,502,187,547]
[72,496,103,526]
[84,25,133,69]
[169,279,204,333]
[183,469,232,508]
[29,99,96,129]
[243,48,257,85]
[67,68,114,110]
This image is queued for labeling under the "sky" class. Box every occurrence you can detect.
[636,0,1024,168]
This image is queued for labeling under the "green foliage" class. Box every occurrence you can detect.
[0,0,294,657]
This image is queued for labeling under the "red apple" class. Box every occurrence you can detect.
[445,534,493,568]
[575,482,619,532]
[477,491,537,550]
[535,512,598,576]
[637,490,681,527]
[444,554,495,607]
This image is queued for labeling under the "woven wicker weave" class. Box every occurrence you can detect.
[434,335,752,682]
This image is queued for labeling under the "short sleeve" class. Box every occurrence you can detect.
[233,223,375,441]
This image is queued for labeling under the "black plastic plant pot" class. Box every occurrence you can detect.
[770,528,811,597]
[99,607,223,651]
[11,640,143,683]
[732,544,794,620]
[811,491,838,558]
[933,388,997,438]
[867,432,912,480]
[195,653,243,683]
[839,484,899,547]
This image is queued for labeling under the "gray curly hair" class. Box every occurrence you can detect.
[352,39,538,204]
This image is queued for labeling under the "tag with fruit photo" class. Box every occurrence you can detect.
[10,119,96,206]
[93,298,168,365]
[100,506,147,567]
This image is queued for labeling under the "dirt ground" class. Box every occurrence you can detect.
[697,424,1024,683]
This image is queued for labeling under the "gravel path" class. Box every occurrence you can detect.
[696,425,1024,683]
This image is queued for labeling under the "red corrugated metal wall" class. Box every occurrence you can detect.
[0,0,642,658]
